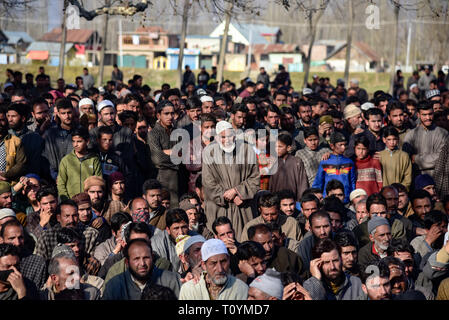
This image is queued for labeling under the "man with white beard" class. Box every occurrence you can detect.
[358,216,392,269]
[202,121,260,241]
[179,239,248,300]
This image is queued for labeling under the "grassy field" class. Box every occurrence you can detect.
[0,64,402,95]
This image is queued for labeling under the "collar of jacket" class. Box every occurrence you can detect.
[356,154,373,164]
[9,126,29,137]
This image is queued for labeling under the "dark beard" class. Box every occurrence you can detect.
[92,198,106,212]
[10,122,23,131]
[54,288,85,300]
[129,265,152,283]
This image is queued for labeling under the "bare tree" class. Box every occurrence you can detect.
[425,0,449,71]
[168,0,195,89]
[203,0,262,85]
[215,0,234,85]
[281,0,330,89]
[0,0,37,17]
[67,0,152,86]
[344,0,355,85]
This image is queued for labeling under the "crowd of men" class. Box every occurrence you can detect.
[1,63,449,301]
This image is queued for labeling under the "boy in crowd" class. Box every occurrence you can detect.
[353,135,382,195]
[57,127,102,200]
[312,132,356,204]
[379,126,412,191]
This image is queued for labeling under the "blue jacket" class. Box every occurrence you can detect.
[312,154,356,203]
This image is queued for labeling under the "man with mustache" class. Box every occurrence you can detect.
[179,239,248,300]
[358,216,392,269]
[303,238,363,300]
[34,199,99,262]
[103,238,180,300]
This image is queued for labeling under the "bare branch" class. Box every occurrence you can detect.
[67,0,152,20]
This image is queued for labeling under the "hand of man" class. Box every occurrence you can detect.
[223,188,237,201]
[321,152,331,161]
[7,266,26,299]
[354,127,365,135]
[40,116,52,134]
[426,224,443,246]
[222,237,237,254]
[91,217,103,229]
[163,149,172,156]
[233,196,243,206]
[310,258,323,280]
[181,272,194,284]
[112,238,126,255]
[39,210,53,228]
[238,260,256,278]
[282,282,312,300]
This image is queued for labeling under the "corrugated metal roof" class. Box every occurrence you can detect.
[3,31,34,44]
[40,28,94,43]
[27,41,73,56]
[233,23,280,45]
[244,43,300,55]
[353,41,381,62]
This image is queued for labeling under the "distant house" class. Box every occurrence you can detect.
[244,44,304,72]
[165,48,200,70]
[210,22,281,49]
[1,31,34,64]
[324,41,383,72]
[118,26,179,69]
[185,35,220,69]
[209,22,282,71]
[38,28,102,65]
[0,30,12,64]
[26,42,75,66]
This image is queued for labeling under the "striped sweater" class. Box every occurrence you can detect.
[355,155,382,196]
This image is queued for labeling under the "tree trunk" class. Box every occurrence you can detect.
[390,2,400,95]
[217,0,234,86]
[58,0,68,79]
[303,20,316,89]
[97,0,110,87]
[344,0,355,86]
[177,0,191,89]
[302,4,327,89]
[436,2,449,72]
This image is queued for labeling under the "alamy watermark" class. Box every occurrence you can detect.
[66,4,80,30]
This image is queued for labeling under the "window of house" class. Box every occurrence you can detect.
[140,37,149,45]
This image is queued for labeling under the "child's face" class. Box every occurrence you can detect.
[354,143,369,160]
[72,136,88,153]
[304,134,319,151]
[276,141,289,158]
[383,135,399,150]
[331,141,346,155]
[406,105,416,117]
[256,136,268,151]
